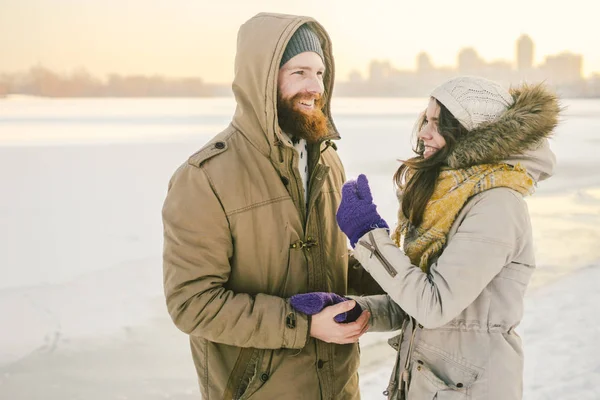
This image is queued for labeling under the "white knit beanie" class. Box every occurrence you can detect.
[430,76,514,131]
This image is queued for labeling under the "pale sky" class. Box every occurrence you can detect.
[1,0,598,83]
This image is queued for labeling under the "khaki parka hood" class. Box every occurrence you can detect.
[231,13,340,162]
[445,83,561,183]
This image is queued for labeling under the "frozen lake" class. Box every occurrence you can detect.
[1,96,599,399]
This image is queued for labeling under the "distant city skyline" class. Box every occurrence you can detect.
[1,34,593,85]
[2,34,599,98]
[334,34,590,95]
[2,0,600,83]
[4,35,600,98]
[343,34,585,83]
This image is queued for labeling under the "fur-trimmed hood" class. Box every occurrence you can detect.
[446,83,560,182]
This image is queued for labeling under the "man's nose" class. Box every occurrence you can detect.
[305,76,324,94]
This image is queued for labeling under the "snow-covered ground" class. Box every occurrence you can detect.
[1,97,599,399]
[1,256,599,399]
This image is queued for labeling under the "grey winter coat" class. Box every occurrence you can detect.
[353,85,560,400]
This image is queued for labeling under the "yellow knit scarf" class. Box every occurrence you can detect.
[392,164,534,273]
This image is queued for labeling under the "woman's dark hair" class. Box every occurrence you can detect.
[393,98,469,227]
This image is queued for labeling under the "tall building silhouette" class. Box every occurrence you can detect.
[416,52,433,74]
[369,60,393,83]
[541,52,583,85]
[458,48,483,75]
[517,34,534,72]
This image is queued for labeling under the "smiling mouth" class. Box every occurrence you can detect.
[423,146,439,156]
[298,100,314,108]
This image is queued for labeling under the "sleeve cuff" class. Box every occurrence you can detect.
[282,302,310,349]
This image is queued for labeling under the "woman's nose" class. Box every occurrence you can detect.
[418,126,432,141]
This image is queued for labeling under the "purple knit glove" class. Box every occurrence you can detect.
[289,292,362,323]
[336,174,389,248]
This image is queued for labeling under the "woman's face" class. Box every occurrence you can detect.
[418,98,447,158]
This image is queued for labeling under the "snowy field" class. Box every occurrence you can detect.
[0,97,599,399]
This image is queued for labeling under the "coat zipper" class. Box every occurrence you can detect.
[358,231,398,277]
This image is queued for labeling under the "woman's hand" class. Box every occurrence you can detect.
[290,292,362,323]
[336,174,389,247]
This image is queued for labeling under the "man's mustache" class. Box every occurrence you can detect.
[287,93,322,102]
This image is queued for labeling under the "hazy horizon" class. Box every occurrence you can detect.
[2,0,600,83]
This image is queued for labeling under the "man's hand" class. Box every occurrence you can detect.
[290,292,362,323]
[310,300,370,344]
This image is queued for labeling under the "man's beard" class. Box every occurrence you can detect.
[277,92,330,144]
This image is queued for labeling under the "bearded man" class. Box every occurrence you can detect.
[162,13,377,400]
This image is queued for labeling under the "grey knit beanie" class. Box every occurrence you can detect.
[280,24,324,67]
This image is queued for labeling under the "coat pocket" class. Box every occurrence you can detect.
[233,348,274,400]
[407,359,476,400]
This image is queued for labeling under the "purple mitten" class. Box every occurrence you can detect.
[336,174,389,247]
[289,292,362,323]
[339,300,363,324]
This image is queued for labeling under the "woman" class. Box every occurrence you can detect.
[292,76,560,399]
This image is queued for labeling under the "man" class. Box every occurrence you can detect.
[162,13,375,399]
